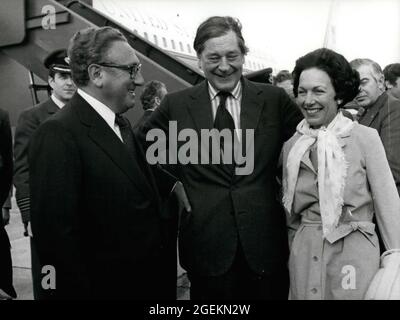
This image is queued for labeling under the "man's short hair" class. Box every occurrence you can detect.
[67,26,127,86]
[273,70,292,85]
[193,16,249,56]
[383,63,400,86]
[349,58,384,83]
[140,80,166,110]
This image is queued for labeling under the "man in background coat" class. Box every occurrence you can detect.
[350,58,400,195]
[13,49,76,299]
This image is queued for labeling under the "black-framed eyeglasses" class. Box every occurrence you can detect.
[96,62,142,79]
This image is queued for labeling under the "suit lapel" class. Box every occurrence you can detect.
[240,79,265,158]
[359,93,387,127]
[44,98,61,115]
[72,94,154,197]
[187,82,214,132]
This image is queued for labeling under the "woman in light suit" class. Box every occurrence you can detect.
[282,48,400,300]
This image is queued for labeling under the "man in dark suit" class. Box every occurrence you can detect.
[139,16,303,299]
[29,26,178,299]
[13,49,76,299]
[350,58,400,195]
[0,108,16,300]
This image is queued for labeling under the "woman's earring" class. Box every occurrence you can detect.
[337,99,343,105]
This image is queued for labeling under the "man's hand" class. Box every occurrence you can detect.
[173,181,192,212]
[2,208,10,226]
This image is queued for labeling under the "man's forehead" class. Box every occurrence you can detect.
[106,41,138,63]
[357,65,376,79]
[203,31,241,52]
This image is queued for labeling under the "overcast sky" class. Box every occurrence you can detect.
[95,0,400,71]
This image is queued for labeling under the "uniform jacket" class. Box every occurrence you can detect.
[140,78,303,277]
[13,98,60,223]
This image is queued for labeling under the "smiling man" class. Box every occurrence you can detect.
[350,58,400,195]
[139,16,302,300]
[28,27,178,299]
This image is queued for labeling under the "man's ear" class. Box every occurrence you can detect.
[377,74,386,92]
[48,76,55,90]
[88,64,103,87]
[154,97,161,107]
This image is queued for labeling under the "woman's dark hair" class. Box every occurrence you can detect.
[292,48,360,107]
[193,16,249,56]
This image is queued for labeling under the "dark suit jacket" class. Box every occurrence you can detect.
[140,78,303,277]
[29,93,176,299]
[358,91,400,195]
[0,108,16,298]
[133,110,153,129]
[14,98,60,223]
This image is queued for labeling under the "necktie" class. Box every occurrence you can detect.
[214,91,235,170]
[115,114,136,156]
[214,91,235,132]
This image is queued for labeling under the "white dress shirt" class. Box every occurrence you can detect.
[77,88,123,141]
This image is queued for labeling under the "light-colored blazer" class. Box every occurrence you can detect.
[282,122,400,250]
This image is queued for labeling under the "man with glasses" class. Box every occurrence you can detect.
[13,49,76,299]
[29,26,179,299]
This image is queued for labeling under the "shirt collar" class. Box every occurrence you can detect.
[77,88,117,129]
[50,94,66,109]
[208,80,242,101]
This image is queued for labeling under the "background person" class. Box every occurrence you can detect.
[13,49,76,299]
[349,58,400,195]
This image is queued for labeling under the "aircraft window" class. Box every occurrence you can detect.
[179,42,184,52]
[144,32,149,40]
[129,9,138,22]
[171,39,176,50]
[163,37,167,48]
[153,35,159,46]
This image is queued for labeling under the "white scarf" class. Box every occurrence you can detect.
[283,112,354,238]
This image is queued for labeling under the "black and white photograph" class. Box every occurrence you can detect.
[1,0,400,311]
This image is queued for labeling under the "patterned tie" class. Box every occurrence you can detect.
[115,114,136,156]
[214,91,235,170]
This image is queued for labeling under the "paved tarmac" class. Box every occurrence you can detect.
[5,194,190,300]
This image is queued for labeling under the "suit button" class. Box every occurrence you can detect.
[311,288,318,294]
[313,256,318,262]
